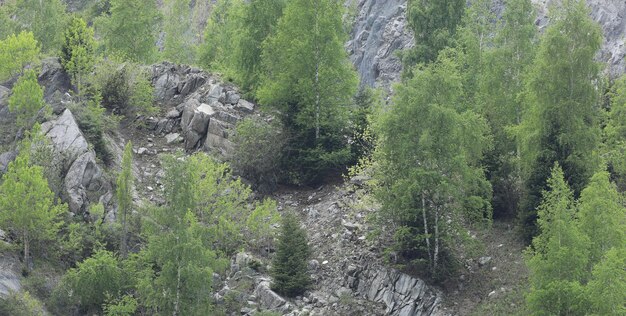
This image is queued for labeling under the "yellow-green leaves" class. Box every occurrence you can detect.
[0,31,40,81]
[8,69,46,129]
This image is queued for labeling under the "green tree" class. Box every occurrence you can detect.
[96,0,161,62]
[525,164,590,315]
[8,69,46,129]
[138,154,223,315]
[12,0,67,53]
[585,247,626,315]
[373,49,492,277]
[271,212,310,297]
[577,170,625,268]
[62,250,124,312]
[518,0,602,239]
[162,0,196,64]
[199,0,244,78]
[0,151,65,271]
[403,0,465,69]
[61,16,96,96]
[602,76,626,189]
[236,0,285,94]
[116,141,133,259]
[477,0,537,216]
[258,0,358,181]
[0,31,40,81]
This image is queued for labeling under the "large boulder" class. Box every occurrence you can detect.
[0,253,21,298]
[181,100,214,150]
[38,57,72,102]
[41,109,103,214]
[253,281,291,312]
[0,151,17,174]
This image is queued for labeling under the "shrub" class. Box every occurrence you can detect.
[91,58,156,116]
[231,116,285,192]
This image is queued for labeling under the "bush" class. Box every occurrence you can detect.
[0,291,45,316]
[231,116,285,192]
[91,58,156,116]
[70,98,115,164]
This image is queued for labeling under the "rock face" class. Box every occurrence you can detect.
[41,109,103,214]
[0,252,21,298]
[532,0,626,78]
[347,0,626,89]
[344,263,441,315]
[346,0,414,89]
[38,57,72,102]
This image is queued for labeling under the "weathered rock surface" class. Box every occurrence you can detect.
[41,109,103,214]
[348,0,626,89]
[0,151,17,174]
[346,0,414,89]
[0,253,21,298]
[150,63,255,157]
[38,57,72,102]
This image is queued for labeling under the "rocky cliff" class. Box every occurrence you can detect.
[348,0,626,88]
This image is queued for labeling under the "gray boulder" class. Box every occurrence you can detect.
[154,71,181,101]
[0,253,21,298]
[182,102,215,150]
[38,57,72,101]
[0,151,17,174]
[254,281,289,311]
[42,109,103,214]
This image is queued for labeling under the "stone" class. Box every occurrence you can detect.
[342,220,362,232]
[63,151,102,213]
[350,175,372,186]
[225,90,241,105]
[38,57,72,101]
[154,72,180,101]
[137,147,148,155]
[166,108,181,119]
[478,256,492,267]
[308,259,320,271]
[0,151,17,174]
[165,133,182,144]
[254,281,287,310]
[235,99,255,113]
[179,73,206,97]
[0,253,22,298]
[41,109,89,168]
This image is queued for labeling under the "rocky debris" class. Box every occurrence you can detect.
[165,108,181,119]
[0,252,22,298]
[152,62,208,103]
[478,256,492,267]
[235,99,255,113]
[165,133,182,144]
[41,109,104,214]
[347,0,414,89]
[38,57,72,102]
[254,281,292,312]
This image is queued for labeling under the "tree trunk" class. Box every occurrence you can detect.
[120,209,128,259]
[421,193,432,271]
[433,206,440,276]
[314,0,321,141]
[174,256,181,316]
[23,230,30,272]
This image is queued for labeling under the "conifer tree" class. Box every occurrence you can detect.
[8,69,46,129]
[61,16,96,96]
[116,141,133,259]
[519,0,602,239]
[258,0,358,181]
[525,164,590,315]
[0,151,65,271]
[577,170,625,268]
[585,247,626,315]
[271,212,311,297]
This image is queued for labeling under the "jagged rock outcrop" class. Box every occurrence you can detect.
[348,0,626,89]
[346,0,414,89]
[41,109,104,214]
[343,263,441,316]
[38,57,72,102]
[149,63,255,158]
